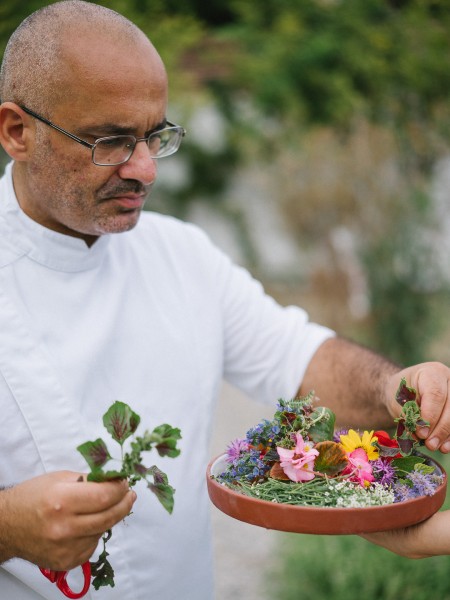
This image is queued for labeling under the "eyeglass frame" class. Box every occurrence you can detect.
[19,105,186,166]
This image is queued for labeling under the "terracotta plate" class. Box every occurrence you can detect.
[206,453,447,535]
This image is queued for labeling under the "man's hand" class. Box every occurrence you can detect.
[361,510,450,559]
[385,362,450,452]
[0,471,136,571]
[300,338,450,452]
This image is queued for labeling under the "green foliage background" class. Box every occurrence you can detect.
[267,452,450,600]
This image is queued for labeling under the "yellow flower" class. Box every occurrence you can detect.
[339,429,379,460]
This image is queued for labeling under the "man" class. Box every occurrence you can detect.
[0,2,449,599]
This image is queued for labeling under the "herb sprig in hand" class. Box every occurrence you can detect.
[77,401,181,590]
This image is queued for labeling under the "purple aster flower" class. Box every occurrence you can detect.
[333,428,349,443]
[225,438,249,464]
[372,458,396,486]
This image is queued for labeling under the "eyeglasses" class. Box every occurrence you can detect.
[20,105,186,166]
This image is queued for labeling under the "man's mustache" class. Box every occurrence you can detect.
[97,180,151,199]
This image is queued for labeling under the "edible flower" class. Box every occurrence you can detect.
[343,447,375,487]
[226,438,249,463]
[340,429,379,460]
[277,433,319,482]
[374,430,402,459]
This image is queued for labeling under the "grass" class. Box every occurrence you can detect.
[266,452,450,600]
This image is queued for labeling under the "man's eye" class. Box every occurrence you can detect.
[98,137,128,148]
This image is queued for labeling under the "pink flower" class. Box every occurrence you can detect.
[277,433,319,482]
[342,447,375,487]
[225,438,249,463]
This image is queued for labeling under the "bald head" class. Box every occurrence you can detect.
[0,1,164,114]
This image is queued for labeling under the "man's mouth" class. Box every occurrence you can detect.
[109,194,147,210]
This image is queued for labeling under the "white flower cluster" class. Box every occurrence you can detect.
[326,479,395,508]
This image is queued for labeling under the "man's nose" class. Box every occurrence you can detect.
[117,140,157,185]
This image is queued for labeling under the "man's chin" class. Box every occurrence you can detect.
[96,210,143,236]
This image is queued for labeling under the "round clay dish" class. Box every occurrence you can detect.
[206,454,447,535]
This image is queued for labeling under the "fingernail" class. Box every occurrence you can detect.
[427,437,439,451]
[441,441,450,453]
[416,427,429,439]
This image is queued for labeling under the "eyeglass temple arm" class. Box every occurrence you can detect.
[20,105,94,149]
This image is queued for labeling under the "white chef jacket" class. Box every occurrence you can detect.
[0,162,334,599]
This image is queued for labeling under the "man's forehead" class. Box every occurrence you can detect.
[59,26,161,75]
[54,34,167,104]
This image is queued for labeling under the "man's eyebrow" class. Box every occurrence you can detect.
[86,119,167,137]
[144,119,167,136]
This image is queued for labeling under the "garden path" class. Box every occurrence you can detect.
[210,383,280,600]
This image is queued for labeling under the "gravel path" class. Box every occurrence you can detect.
[209,383,281,600]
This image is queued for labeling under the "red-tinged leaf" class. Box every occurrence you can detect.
[103,401,140,446]
[375,430,402,459]
[77,438,112,470]
[396,378,417,407]
[378,444,402,458]
[280,412,297,425]
[314,441,348,475]
[397,436,415,455]
[269,461,290,480]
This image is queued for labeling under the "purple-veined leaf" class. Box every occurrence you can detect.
[152,424,182,458]
[77,438,112,470]
[103,401,140,446]
[133,462,150,477]
[396,378,417,407]
[146,465,175,513]
[136,425,182,458]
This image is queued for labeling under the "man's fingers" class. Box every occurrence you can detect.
[75,489,137,537]
[414,364,450,451]
[425,379,450,452]
[60,478,131,514]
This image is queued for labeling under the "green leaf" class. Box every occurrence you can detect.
[90,548,115,590]
[146,465,175,513]
[152,424,182,458]
[103,401,141,446]
[77,438,112,471]
[308,407,335,443]
[87,468,124,482]
[392,455,425,474]
[135,425,182,458]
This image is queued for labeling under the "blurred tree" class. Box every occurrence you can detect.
[199,0,450,364]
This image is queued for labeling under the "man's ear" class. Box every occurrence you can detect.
[0,102,34,161]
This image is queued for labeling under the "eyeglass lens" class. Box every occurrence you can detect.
[93,129,183,166]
